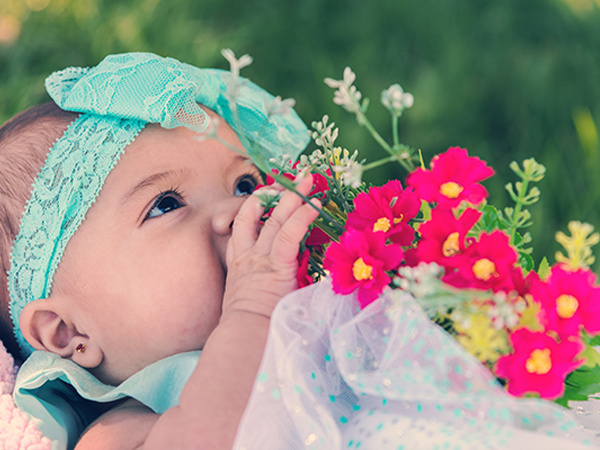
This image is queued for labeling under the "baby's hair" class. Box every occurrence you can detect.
[0,102,78,358]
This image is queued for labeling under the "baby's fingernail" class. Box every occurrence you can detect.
[253,185,283,197]
[294,170,308,182]
[268,182,285,191]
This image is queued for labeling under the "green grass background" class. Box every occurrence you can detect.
[2,0,600,270]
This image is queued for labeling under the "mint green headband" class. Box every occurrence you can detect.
[8,52,309,356]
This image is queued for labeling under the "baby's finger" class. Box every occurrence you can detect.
[256,173,314,250]
[229,194,264,254]
[270,198,321,264]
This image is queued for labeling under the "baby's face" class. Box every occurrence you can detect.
[49,112,260,384]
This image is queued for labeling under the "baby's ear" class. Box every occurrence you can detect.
[20,298,102,368]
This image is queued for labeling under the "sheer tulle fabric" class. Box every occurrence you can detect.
[234,281,600,449]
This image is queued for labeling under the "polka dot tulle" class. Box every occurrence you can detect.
[234,280,600,449]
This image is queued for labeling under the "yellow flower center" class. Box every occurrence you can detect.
[439,181,464,199]
[472,258,496,281]
[352,257,374,281]
[525,348,552,375]
[372,215,404,233]
[442,232,460,257]
[373,217,391,232]
[556,294,579,319]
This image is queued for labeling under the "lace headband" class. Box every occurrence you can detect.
[8,52,309,356]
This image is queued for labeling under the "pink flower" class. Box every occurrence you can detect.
[406,147,495,208]
[495,328,584,399]
[297,228,332,288]
[509,266,538,299]
[261,164,330,198]
[442,230,517,292]
[531,264,600,337]
[415,207,481,270]
[297,249,313,288]
[305,226,331,247]
[346,180,420,246]
[324,229,404,308]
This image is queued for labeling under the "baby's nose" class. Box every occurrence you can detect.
[211,197,244,236]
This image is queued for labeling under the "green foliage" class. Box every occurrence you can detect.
[499,158,546,254]
[556,345,600,407]
[537,256,551,279]
[476,205,505,234]
[2,0,600,270]
[475,204,535,272]
[555,221,600,269]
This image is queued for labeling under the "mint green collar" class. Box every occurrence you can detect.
[14,350,200,450]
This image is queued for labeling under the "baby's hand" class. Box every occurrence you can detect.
[221,173,320,319]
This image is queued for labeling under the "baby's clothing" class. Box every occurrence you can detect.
[233,280,600,449]
[12,281,600,449]
[13,350,200,450]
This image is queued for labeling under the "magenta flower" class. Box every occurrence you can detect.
[509,265,539,299]
[406,146,495,208]
[346,180,420,246]
[495,328,584,399]
[297,249,313,288]
[297,228,332,288]
[415,207,481,270]
[324,229,404,308]
[305,226,331,247]
[261,163,330,198]
[442,230,517,292]
[531,264,600,337]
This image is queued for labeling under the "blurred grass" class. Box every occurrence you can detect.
[1,0,600,270]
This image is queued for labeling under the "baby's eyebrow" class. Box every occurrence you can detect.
[223,154,259,176]
[229,154,253,167]
[122,156,255,205]
[122,170,179,205]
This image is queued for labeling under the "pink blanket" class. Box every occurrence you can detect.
[0,341,51,449]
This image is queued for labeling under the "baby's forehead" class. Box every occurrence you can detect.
[116,118,251,172]
[133,109,243,152]
[131,123,204,146]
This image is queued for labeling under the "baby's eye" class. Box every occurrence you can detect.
[145,191,184,219]
[234,174,258,197]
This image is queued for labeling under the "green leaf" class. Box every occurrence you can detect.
[581,345,600,368]
[537,257,551,279]
[417,148,426,169]
[556,364,600,405]
[555,387,589,407]
[590,335,600,346]
[418,200,431,223]
[505,183,518,202]
[567,364,600,391]
[519,253,534,272]
[478,205,506,233]
[509,160,524,177]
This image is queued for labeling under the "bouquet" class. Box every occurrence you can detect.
[221,50,600,407]
[261,70,600,408]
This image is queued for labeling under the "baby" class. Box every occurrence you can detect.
[4,52,600,450]
[0,52,319,449]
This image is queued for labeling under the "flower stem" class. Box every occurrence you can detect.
[362,155,399,172]
[271,172,345,235]
[324,153,352,214]
[361,115,413,173]
[509,179,529,245]
[361,115,393,153]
